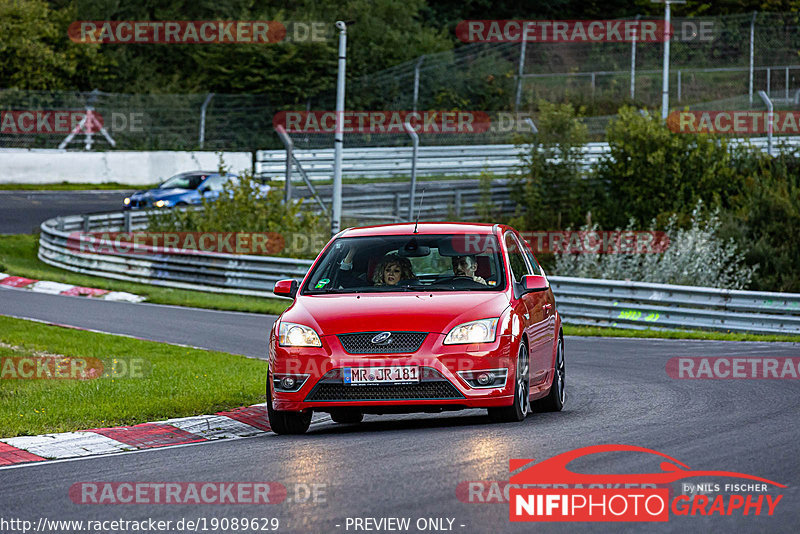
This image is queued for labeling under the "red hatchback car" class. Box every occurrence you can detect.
[268,222,565,434]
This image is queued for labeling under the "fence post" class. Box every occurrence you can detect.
[83,215,90,233]
[124,210,132,233]
[749,12,756,105]
[758,90,773,156]
[590,72,596,98]
[767,68,771,96]
[413,56,425,112]
[786,67,789,101]
[199,93,214,149]
[515,38,527,112]
[403,122,419,221]
[275,125,293,203]
[631,14,640,100]
[677,70,682,102]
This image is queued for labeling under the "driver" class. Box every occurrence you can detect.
[451,255,487,285]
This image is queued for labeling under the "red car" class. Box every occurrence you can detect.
[268,222,565,434]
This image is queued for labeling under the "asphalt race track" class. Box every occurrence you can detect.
[0,191,133,234]
[2,288,799,533]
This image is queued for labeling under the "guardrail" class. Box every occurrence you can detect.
[37,210,800,336]
[255,137,800,181]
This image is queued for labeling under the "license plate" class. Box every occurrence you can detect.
[343,366,419,385]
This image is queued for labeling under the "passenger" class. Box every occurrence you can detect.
[452,255,487,285]
[373,255,415,286]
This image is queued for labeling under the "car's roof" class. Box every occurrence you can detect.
[339,222,505,238]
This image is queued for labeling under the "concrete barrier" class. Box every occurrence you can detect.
[0,149,253,185]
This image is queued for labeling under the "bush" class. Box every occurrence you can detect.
[553,201,757,290]
[595,106,742,228]
[720,148,800,292]
[510,101,590,231]
[147,170,323,258]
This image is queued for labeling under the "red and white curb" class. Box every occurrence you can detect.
[0,273,144,303]
[0,405,330,468]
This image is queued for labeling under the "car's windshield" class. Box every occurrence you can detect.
[302,234,506,294]
[160,172,207,189]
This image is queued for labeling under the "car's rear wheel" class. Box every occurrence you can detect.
[488,341,529,423]
[329,409,364,424]
[532,334,565,412]
[266,373,312,435]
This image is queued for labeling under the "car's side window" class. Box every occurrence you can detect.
[505,233,530,284]
[520,240,543,276]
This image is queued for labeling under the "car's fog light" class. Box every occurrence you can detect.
[281,377,296,389]
[476,372,491,385]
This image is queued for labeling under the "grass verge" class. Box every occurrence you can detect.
[0,316,268,438]
[564,324,800,343]
[0,234,291,315]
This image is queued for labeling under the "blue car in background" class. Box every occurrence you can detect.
[123,170,256,210]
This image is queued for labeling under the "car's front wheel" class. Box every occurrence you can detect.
[488,341,529,423]
[532,334,565,412]
[267,373,312,435]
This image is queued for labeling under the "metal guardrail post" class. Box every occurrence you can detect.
[57,217,64,231]
[82,215,90,233]
[123,210,132,233]
[455,191,462,218]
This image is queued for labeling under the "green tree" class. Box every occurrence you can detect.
[0,0,108,90]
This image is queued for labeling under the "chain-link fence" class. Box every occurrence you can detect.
[2,13,799,151]
[0,90,278,151]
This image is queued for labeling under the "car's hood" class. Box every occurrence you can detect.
[132,188,191,200]
[283,292,510,336]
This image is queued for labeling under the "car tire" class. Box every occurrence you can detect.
[329,410,364,424]
[266,373,312,435]
[532,334,565,412]
[488,341,529,423]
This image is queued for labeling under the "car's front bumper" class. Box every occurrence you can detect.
[269,333,518,412]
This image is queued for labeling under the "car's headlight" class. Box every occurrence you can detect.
[444,318,499,345]
[154,200,169,207]
[279,322,322,347]
[123,197,131,205]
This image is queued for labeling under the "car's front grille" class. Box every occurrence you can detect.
[305,368,464,402]
[337,331,427,354]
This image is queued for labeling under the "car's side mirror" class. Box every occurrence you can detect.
[273,279,298,299]
[522,274,549,293]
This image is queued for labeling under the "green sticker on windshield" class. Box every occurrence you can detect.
[315,278,330,289]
